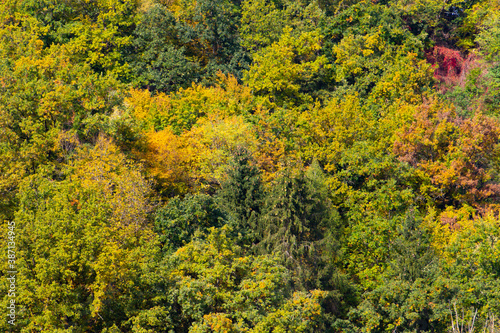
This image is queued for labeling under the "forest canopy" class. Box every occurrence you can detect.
[1,0,500,332]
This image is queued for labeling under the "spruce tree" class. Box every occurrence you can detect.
[217,146,264,247]
[259,161,338,290]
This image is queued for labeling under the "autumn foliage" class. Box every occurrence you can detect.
[1,0,500,332]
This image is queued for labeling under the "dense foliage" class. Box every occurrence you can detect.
[1,0,500,331]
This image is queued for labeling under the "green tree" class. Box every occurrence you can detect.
[388,210,437,283]
[132,0,249,92]
[440,212,500,318]
[130,226,326,332]
[334,142,416,288]
[130,3,201,93]
[0,138,156,332]
[13,0,139,79]
[244,27,327,106]
[259,163,338,290]
[350,210,448,333]
[240,0,287,52]
[0,14,123,220]
[155,193,227,253]
[175,0,249,78]
[239,0,323,52]
[217,146,264,247]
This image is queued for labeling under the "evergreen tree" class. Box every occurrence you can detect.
[389,209,437,283]
[259,161,338,289]
[217,146,264,247]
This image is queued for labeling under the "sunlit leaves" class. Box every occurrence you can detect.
[240,0,323,53]
[0,138,155,331]
[126,74,259,192]
[332,25,431,104]
[140,226,326,332]
[296,95,372,172]
[16,0,139,79]
[0,16,123,219]
[240,0,287,52]
[393,98,500,208]
[244,27,327,106]
[126,73,255,134]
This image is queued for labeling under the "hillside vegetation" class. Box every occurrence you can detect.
[1,0,500,331]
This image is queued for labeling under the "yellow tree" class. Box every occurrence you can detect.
[0,12,123,221]
[125,74,261,193]
[0,136,156,332]
[244,27,327,106]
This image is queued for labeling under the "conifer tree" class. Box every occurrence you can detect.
[217,146,264,247]
[389,209,437,283]
[259,161,338,289]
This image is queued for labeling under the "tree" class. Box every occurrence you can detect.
[130,3,201,93]
[131,0,249,92]
[328,5,433,104]
[259,163,338,290]
[217,146,265,247]
[240,0,287,52]
[393,98,500,209]
[389,210,437,283]
[239,0,323,52]
[155,193,227,253]
[0,14,123,220]
[439,212,500,322]
[244,27,327,106]
[125,74,260,192]
[350,210,447,333]
[174,0,248,76]
[0,137,156,332]
[13,0,139,79]
[129,226,326,332]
